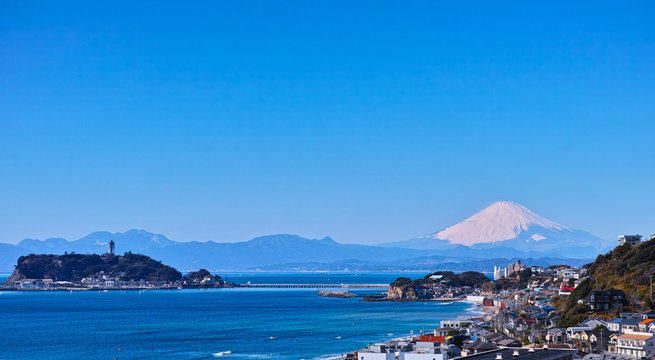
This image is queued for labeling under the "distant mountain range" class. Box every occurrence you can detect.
[0,201,611,272]
[1,230,432,272]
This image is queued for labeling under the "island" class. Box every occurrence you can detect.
[4,251,235,290]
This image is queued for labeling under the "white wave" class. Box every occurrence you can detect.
[243,354,274,358]
[213,351,232,357]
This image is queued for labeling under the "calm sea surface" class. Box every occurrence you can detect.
[0,272,480,360]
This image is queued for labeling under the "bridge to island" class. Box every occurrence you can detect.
[242,283,389,289]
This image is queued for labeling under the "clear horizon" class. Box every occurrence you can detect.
[1,1,654,245]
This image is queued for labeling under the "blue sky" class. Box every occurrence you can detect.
[1,1,653,245]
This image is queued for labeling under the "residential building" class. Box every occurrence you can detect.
[546,329,565,344]
[574,329,612,354]
[431,328,451,337]
[494,266,503,281]
[14,279,43,289]
[618,235,642,246]
[638,319,654,333]
[580,318,607,329]
[461,341,497,356]
[506,260,526,277]
[621,318,642,334]
[588,289,625,311]
[607,318,623,332]
[565,327,592,341]
[607,334,619,353]
[359,352,395,360]
[614,332,655,358]
[359,347,395,360]
[441,320,468,328]
[641,310,655,320]
[449,348,575,360]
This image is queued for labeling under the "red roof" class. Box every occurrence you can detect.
[417,335,447,343]
[560,287,575,291]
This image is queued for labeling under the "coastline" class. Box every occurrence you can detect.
[0,284,242,292]
[0,283,485,360]
[315,298,486,360]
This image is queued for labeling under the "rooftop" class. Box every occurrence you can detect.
[617,333,653,340]
[417,335,447,343]
[453,348,575,360]
[620,318,642,326]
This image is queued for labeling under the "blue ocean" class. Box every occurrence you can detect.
[0,273,480,360]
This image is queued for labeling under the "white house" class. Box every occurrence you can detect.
[621,318,642,333]
[614,333,655,358]
[618,235,642,246]
[638,319,654,332]
[566,327,592,340]
[648,323,655,334]
[440,320,467,328]
[607,318,622,332]
[359,352,395,360]
[581,318,607,329]
[359,344,396,360]
[398,353,447,360]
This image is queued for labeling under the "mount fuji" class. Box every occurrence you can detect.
[384,201,611,258]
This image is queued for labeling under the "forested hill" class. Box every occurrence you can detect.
[555,238,655,326]
[386,271,490,301]
[6,253,182,283]
[586,238,655,308]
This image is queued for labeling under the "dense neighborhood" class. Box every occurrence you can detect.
[355,234,655,360]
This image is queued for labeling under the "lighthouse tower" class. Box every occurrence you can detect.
[108,240,115,255]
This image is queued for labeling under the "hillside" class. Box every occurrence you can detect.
[555,238,655,326]
[6,253,182,283]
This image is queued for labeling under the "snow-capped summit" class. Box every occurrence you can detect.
[425,201,571,246]
[382,200,610,257]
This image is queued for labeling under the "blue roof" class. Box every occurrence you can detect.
[609,318,622,323]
